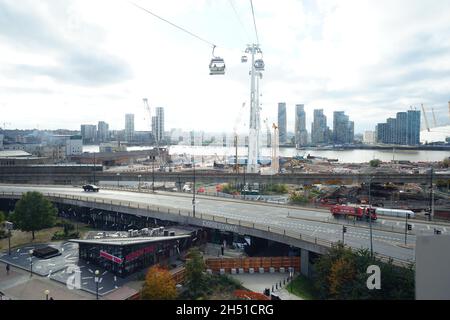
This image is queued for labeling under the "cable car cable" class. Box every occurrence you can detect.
[249,0,260,45]
[228,0,252,43]
[128,1,217,48]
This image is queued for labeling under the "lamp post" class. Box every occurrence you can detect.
[116,173,120,188]
[44,289,50,300]
[368,178,374,257]
[5,221,13,256]
[93,152,96,185]
[152,159,155,193]
[138,175,142,192]
[29,250,33,277]
[94,270,100,300]
[192,156,196,218]
[429,167,434,221]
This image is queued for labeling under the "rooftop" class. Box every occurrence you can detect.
[69,235,190,246]
[0,150,32,158]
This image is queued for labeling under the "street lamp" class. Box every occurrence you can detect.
[138,175,142,192]
[5,221,13,256]
[192,156,196,218]
[368,178,374,257]
[152,158,155,193]
[29,249,33,277]
[44,289,50,300]
[116,173,120,188]
[93,152,96,185]
[94,270,100,300]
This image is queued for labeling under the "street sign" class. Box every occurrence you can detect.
[5,221,13,230]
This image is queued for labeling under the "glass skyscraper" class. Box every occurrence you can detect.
[278,103,287,144]
[376,109,420,145]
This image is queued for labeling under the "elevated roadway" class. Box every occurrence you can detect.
[0,184,438,266]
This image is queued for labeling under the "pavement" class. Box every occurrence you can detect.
[0,242,130,299]
[229,273,303,300]
[0,260,93,300]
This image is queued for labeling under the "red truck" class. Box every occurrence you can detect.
[330,204,377,221]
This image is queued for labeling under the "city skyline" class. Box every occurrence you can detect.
[1,0,450,134]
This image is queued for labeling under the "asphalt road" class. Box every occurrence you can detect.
[2,184,447,263]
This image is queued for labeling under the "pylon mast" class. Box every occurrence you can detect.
[246,44,262,173]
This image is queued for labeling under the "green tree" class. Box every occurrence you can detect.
[0,211,5,224]
[313,244,415,300]
[442,157,450,168]
[141,266,177,300]
[185,247,208,297]
[289,191,309,204]
[11,192,57,240]
[369,159,381,167]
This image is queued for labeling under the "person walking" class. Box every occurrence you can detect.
[6,263,10,275]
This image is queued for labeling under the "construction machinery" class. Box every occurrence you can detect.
[142,98,168,171]
[271,123,279,174]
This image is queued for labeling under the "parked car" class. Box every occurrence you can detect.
[82,184,100,192]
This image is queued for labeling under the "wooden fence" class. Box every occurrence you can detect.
[205,256,300,274]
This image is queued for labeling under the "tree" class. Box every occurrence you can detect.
[141,266,177,300]
[11,192,57,240]
[313,244,415,300]
[328,257,356,299]
[369,159,381,167]
[185,247,208,297]
[0,211,5,225]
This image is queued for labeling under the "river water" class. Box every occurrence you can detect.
[83,145,448,163]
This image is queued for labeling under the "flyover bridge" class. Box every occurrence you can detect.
[0,185,416,274]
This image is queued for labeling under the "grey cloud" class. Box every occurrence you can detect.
[0,0,132,86]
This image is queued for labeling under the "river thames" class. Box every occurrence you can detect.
[83,145,449,163]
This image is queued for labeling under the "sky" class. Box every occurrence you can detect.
[1,0,450,134]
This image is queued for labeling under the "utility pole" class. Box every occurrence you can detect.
[152,158,155,193]
[93,152,96,185]
[192,156,196,218]
[368,178,373,257]
[429,167,434,221]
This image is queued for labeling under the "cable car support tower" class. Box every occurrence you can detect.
[244,44,263,173]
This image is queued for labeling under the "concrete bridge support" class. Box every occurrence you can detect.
[301,248,310,277]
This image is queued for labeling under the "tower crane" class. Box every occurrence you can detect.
[271,123,279,174]
[142,98,166,171]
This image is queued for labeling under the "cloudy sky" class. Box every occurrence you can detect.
[1,0,450,134]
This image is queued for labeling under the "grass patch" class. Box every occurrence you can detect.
[0,222,93,250]
[286,275,319,300]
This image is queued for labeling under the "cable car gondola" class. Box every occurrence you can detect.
[209,45,225,75]
[254,59,265,71]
